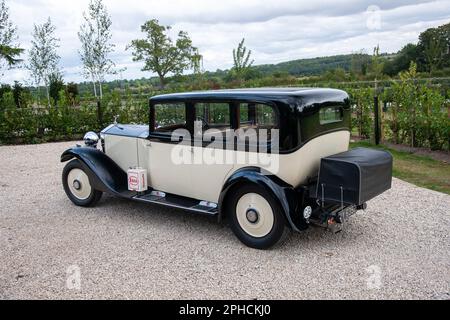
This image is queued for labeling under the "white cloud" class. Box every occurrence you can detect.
[2,0,450,84]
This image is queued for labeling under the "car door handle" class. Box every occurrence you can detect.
[147,142,152,147]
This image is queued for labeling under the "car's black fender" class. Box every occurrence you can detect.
[218,167,309,232]
[61,147,129,196]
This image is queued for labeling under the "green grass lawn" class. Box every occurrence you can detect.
[350,141,450,195]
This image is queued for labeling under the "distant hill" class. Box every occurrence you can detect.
[203,52,396,79]
[76,52,396,95]
[254,54,363,76]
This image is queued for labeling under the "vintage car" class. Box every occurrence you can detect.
[61,88,393,249]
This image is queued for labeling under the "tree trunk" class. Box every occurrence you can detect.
[36,86,41,107]
[99,81,103,100]
[358,101,362,138]
[45,85,50,107]
[97,99,102,129]
[158,74,166,89]
[411,106,416,148]
[92,80,97,99]
[392,104,399,144]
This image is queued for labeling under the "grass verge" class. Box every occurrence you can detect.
[351,141,450,195]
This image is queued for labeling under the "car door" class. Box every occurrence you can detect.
[189,102,234,203]
[146,102,195,199]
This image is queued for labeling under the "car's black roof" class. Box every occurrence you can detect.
[151,88,349,107]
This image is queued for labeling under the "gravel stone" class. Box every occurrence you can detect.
[0,141,449,300]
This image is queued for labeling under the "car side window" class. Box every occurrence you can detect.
[195,103,231,127]
[239,103,278,129]
[194,103,231,141]
[154,103,187,133]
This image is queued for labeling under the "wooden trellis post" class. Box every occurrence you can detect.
[374,95,381,145]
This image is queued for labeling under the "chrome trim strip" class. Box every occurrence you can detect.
[150,191,166,198]
[199,201,218,209]
[101,124,115,134]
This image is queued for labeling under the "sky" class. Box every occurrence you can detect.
[2,0,450,84]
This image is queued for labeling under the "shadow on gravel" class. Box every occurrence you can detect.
[93,194,222,229]
[80,193,370,252]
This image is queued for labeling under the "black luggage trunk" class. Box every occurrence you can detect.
[316,148,393,206]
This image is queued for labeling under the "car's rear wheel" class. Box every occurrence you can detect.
[227,184,287,250]
[62,160,102,207]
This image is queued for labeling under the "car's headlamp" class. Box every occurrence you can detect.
[83,132,99,148]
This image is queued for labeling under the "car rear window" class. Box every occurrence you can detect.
[320,106,343,125]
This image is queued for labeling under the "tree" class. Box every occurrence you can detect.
[424,37,444,73]
[78,0,115,99]
[191,51,204,81]
[323,68,348,82]
[439,23,450,68]
[128,19,201,88]
[66,82,79,99]
[350,51,370,77]
[28,18,60,106]
[0,0,24,77]
[370,45,384,88]
[231,38,254,80]
[0,45,23,66]
[416,23,450,73]
[383,43,418,76]
[48,72,64,105]
[12,81,26,108]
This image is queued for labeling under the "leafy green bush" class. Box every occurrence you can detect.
[387,63,449,150]
[347,87,374,139]
[0,76,448,151]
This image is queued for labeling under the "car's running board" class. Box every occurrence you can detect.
[133,191,218,215]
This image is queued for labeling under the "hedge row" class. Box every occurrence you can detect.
[0,91,148,144]
[1,78,449,150]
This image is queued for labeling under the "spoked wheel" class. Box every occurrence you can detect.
[227,184,287,250]
[62,160,102,207]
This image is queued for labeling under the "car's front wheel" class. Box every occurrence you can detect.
[62,160,102,207]
[227,184,287,250]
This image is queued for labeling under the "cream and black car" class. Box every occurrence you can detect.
[61,88,393,249]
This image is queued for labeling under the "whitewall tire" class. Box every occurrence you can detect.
[236,193,275,238]
[62,160,102,207]
[227,184,287,249]
[67,168,92,200]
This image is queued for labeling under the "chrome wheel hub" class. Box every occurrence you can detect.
[73,180,81,190]
[246,209,259,224]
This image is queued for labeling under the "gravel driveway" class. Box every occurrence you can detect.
[0,141,449,300]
